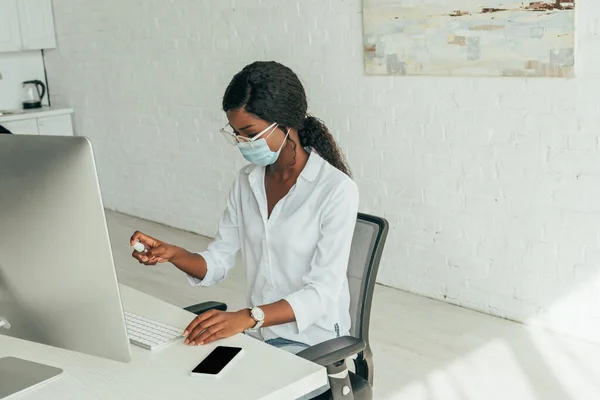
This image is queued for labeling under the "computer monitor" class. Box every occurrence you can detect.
[0,135,132,363]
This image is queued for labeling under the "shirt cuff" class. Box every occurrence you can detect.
[185,251,216,287]
[285,289,319,334]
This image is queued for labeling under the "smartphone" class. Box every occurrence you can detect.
[190,346,244,378]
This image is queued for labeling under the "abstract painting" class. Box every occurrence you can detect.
[363,0,575,77]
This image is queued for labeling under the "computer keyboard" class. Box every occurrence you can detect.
[124,311,183,351]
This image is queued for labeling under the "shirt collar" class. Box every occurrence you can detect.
[299,150,322,182]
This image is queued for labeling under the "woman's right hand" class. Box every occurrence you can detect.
[130,231,181,266]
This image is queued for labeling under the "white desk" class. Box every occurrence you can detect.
[0,285,327,399]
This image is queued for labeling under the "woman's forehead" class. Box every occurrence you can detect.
[226,109,269,130]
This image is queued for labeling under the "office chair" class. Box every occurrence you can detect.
[184,213,389,400]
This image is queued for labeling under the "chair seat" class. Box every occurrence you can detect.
[312,371,372,400]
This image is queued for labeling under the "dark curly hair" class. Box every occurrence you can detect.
[222,61,351,176]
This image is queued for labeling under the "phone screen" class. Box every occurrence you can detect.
[192,346,242,375]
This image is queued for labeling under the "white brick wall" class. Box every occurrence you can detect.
[45,0,600,342]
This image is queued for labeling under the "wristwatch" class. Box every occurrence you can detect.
[249,306,265,331]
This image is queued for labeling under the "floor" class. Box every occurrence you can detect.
[107,210,600,400]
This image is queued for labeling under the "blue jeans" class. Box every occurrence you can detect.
[265,337,329,400]
[265,337,310,355]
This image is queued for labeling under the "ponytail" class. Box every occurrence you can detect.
[298,115,351,177]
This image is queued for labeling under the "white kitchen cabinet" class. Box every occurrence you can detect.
[17,0,57,50]
[37,114,73,136]
[1,119,39,135]
[0,0,22,52]
[1,110,73,136]
[0,0,56,52]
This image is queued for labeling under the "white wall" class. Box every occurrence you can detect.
[0,50,47,110]
[45,0,600,343]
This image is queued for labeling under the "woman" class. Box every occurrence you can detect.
[131,61,359,355]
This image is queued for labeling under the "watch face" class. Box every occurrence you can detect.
[252,307,265,321]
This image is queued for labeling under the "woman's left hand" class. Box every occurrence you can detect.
[183,310,255,346]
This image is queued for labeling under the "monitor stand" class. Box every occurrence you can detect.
[0,357,63,399]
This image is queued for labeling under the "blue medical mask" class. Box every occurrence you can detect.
[237,126,289,166]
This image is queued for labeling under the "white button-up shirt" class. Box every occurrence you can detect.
[187,152,359,346]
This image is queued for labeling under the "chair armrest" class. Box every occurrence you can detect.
[184,301,227,315]
[297,336,366,366]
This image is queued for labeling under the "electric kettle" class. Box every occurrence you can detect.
[22,80,46,109]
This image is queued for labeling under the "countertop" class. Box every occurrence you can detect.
[0,107,74,123]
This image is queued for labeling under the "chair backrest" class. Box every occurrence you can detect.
[347,213,389,342]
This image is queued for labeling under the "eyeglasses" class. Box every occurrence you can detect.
[220,122,278,146]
